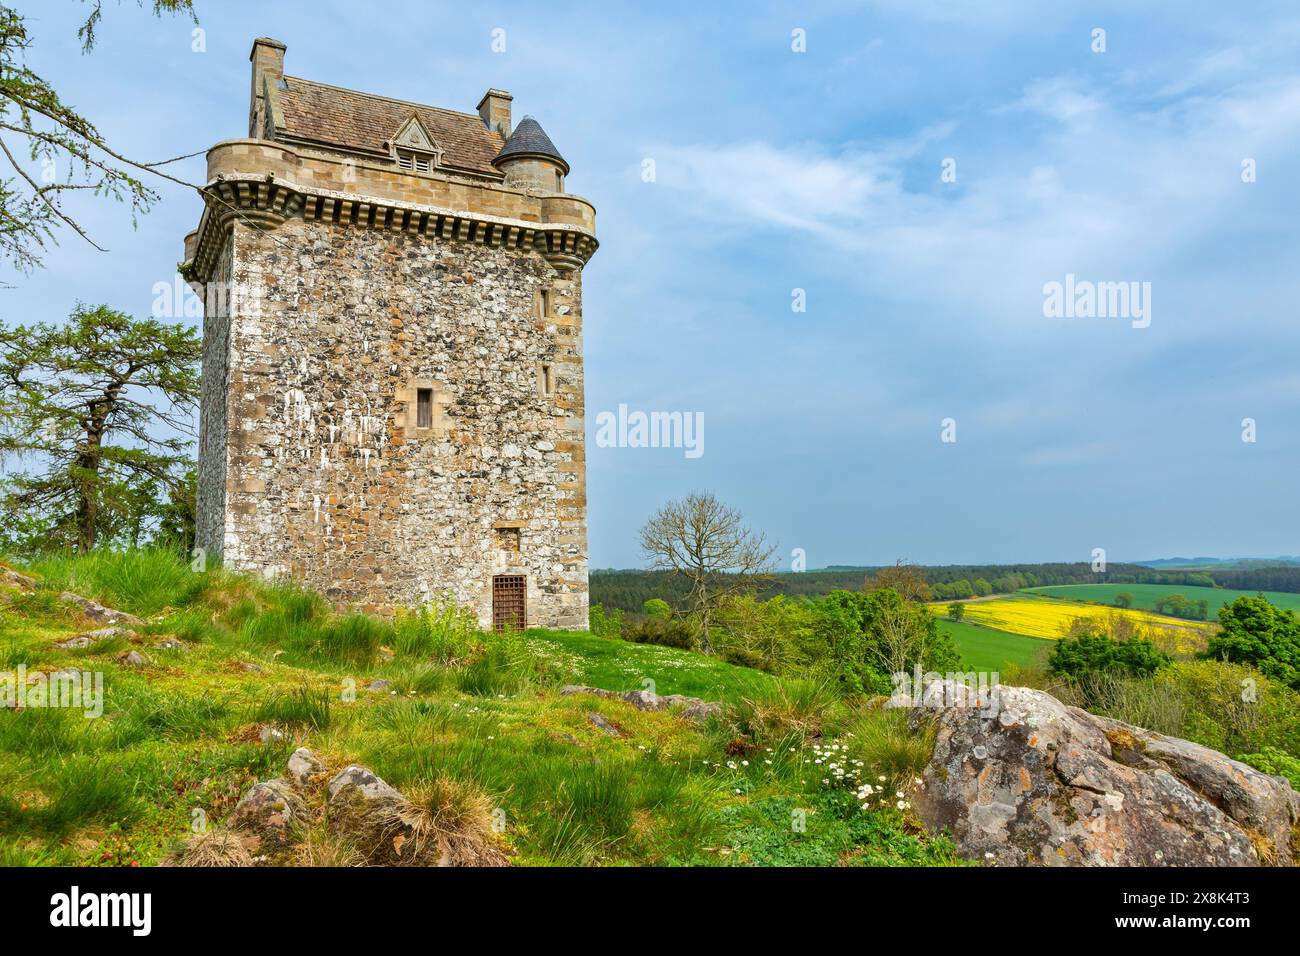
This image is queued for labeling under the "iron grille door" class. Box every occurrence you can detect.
[492,575,526,631]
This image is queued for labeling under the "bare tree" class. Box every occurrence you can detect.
[867,592,935,678]
[639,492,775,653]
[864,559,933,602]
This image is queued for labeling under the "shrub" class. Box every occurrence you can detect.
[622,615,696,650]
[1048,633,1171,679]
[809,589,960,695]
[1205,596,1300,689]
[587,603,623,639]
[1158,659,1300,757]
[642,598,671,619]
[719,645,772,671]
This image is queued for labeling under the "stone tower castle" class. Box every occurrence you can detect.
[182,38,597,629]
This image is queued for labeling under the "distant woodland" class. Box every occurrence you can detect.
[590,562,1300,614]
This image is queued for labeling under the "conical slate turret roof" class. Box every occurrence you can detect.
[494,116,568,173]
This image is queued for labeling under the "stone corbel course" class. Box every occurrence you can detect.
[183,166,598,283]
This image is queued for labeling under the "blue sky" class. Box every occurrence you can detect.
[6,1,1300,568]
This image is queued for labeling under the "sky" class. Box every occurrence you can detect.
[5,0,1299,569]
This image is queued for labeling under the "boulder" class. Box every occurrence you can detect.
[116,651,149,668]
[909,681,1300,867]
[326,765,405,837]
[227,779,304,852]
[559,685,722,722]
[60,592,143,628]
[287,748,327,788]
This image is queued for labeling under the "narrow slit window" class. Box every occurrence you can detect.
[555,170,563,191]
[538,289,550,319]
[540,364,553,396]
[495,527,521,552]
[416,388,433,428]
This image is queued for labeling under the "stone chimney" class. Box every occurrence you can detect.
[476,89,513,139]
[249,37,287,138]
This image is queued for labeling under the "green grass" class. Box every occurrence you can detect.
[526,627,780,702]
[939,619,1050,672]
[0,548,961,868]
[1022,583,1300,616]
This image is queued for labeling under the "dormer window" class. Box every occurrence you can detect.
[397,149,434,173]
[390,113,441,175]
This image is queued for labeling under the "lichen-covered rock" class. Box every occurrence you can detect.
[911,682,1300,867]
[228,779,305,853]
[59,592,143,628]
[559,685,721,722]
[287,748,327,788]
[326,765,405,837]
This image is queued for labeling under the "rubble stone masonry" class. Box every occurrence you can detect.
[184,43,596,629]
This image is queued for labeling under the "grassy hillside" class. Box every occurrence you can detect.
[0,551,961,868]
[1024,583,1300,616]
[937,620,1050,672]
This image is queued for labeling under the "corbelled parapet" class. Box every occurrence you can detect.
[183,139,597,285]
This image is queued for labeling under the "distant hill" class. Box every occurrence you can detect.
[1135,556,1300,569]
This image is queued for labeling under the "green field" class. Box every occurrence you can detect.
[938,619,1050,672]
[1022,583,1300,616]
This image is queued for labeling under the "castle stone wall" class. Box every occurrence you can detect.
[196,217,588,629]
[196,235,234,558]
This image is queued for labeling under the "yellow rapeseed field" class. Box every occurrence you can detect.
[931,596,1217,643]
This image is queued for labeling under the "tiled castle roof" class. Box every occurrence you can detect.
[275,76,505,176]
[495,116,568,172]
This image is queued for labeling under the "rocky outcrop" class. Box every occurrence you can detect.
[559,685,722,722]
[586,712,623,737]
[908,682,1300,867]
[54,626,136,650]
[1,567,35,591]
[218,752,509,867]
[59,592,143,628]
